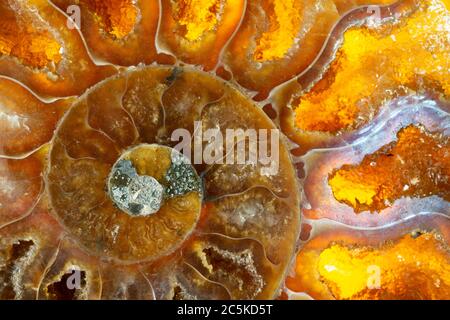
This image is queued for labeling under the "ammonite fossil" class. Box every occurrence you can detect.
[0,0,449,300]
[1,65,300,299]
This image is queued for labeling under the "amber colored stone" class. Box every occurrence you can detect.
[279,0,450,152]
[157,0,245,70]
[317,233,449,299]
[222,0,397,100]
[301,98,449,227]
[329,125,450,213]
[50,0,169,66]
[294,0,450,133]
[0,0,115,98]
[0,2,61,69]
[99,264,154,300]
[286,215,450,300]
[1,204,153,300]
[81,0,138,39]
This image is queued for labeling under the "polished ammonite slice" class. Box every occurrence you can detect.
[2,0,449,302]
[0,66,301,299]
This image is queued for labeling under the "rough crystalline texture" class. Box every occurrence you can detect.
[50,0,168,66]
[329,125,449,213]
[300,95,449,227]
[294,0,450,132]
[285,215,450,300]
[277,0,450,153]
[0,198,64,299]
[0,0,115,98]
[221,0,397,99]
[316,232,449,299]
[41,66,300,299]
[157,0,244,70]
[80,0,138,39]
[0,1,62,69]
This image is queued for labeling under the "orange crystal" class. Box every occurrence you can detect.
[329,125,450,213]
[222,0,397,99]
[81,0,138,39]
[51,0,165,66]
[316,233,450,299]
[0,1,61,70]
[301,97,449,227]
[293,0,450,134]
[0,0,115,98]
[158,0,244,70]
[287,218,450,300]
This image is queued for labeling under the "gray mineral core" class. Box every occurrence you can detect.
[165,150,202,198]
[108,159,164,216]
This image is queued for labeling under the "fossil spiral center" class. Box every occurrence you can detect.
[108,159,164,216]
[107,144,202,217]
